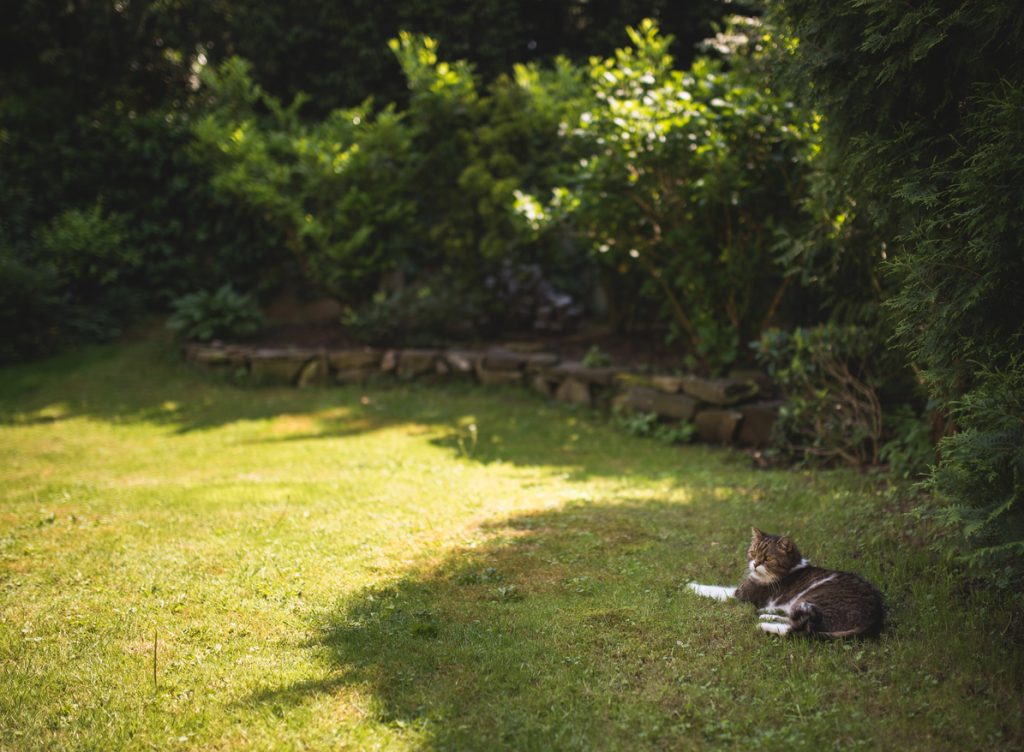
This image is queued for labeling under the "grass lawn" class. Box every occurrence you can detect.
[1,336,1021,751]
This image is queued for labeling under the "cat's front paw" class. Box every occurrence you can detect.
[686,583,737,601]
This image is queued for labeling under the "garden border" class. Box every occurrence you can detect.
[184,342,781,448]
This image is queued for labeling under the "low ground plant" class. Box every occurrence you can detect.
[166,284,264,343]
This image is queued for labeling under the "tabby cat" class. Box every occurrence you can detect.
[688,527,884,638]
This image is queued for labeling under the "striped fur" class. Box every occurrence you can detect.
[690,527,884,639]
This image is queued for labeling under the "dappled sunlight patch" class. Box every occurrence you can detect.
[270,413,325,437]
[4,402,72,425]
[266,405,367,439]
[245,500,736,744]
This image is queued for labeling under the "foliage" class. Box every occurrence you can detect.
[879,404,935,481]
[612,409,695,445]
[193,38,589,308]
[928,362,1024,584]
[0,1,742,364]
[581,346,612,368]
[755,325,883,466]
[0,203,142,362]
[517,20,820,371]
[36,204,137,296]
[0,245,65,363]
[343,281,488,347]
[133,0,732,114]
[1,0,728,119]
[192,56,417,303]
[1,77,290,361]
[770,0,1024,578]
[166,284,263,342]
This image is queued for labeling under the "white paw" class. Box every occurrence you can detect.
[758,613,789,624]
[758,621,791,636]
[687,583,736,601]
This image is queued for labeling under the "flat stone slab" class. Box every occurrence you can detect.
[187,344,249,368]
[501,341,548,353]
[250,347,319,359]
[525,352,560,372]
[249,349,317,384]
[737,400,783,447]
[397,349,441,378]
[651,375,684,394]
[694,409,744,444]
[187,344,229,365]
[614,387,698,421]
[729,369,775,398]
[556,377,592,406]
[328,348,381,370]
[614,372,656,389]
[680,376,759,406]
[443,350,483,373]
[297,356,328,388]
[544,361,618,386]
[529,373,553,397]
[476,367,524,387]
[335,367,376,384]
[380,349,399,372]
[483,348,527,371]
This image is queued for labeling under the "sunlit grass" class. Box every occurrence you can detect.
[1,339,1021,750]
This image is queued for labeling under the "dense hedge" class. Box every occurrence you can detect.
[771,0,1024,580]
[0,1,741,360]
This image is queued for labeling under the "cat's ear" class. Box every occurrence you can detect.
[751,526,763,541]
[779,536,793,552]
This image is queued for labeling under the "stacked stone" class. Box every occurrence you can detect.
[184,342,781,448]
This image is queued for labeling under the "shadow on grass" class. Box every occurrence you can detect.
[240,495,1023,752]
[244,498,784,750]
[0,338,768,487]
[0,339,486,432]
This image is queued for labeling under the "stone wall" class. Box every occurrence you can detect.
[184,342,781,448]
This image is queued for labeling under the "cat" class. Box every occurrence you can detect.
[687,527,884,638]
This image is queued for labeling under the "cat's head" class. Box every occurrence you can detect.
[747,527,802,583]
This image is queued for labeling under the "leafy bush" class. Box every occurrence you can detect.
[517,19,820,371]
[191,57,417,303]
[0,0,738,363]
[928,362,1024,583]
[166,285,263,342]
[193,38,589,314]
[0,245,65,363]
[344,281,489,347]
[755,325,883,466]
[581,346,612,368]
[36,203,137,296]
[0,203,144,362]
[879,404,934,481]
[613,410,695,445]
[771,0,1024,579]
